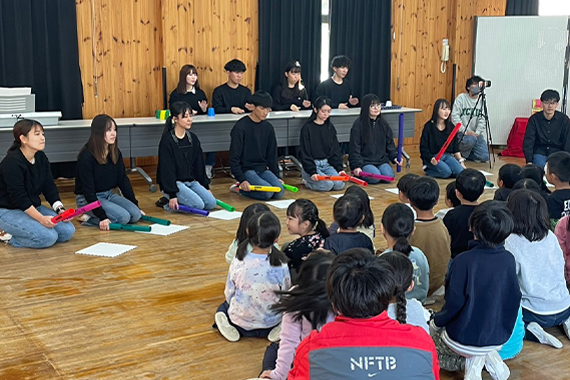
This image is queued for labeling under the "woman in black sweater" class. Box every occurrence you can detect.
[169,64,208,115]
[300,96,345,192]
[0,119,75,248]
[75,114,143,230]
[272,61,311,112]
[349,94,402,184]
[420,99,465,179]
[157,101,216,211]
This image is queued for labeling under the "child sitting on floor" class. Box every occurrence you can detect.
[436,181,460,219]
[328,185,375,245]
[225,203,271,263]
[494,163,522,202]
[397,173,419,219]
[215,211,291,342]
[546,152,570,226]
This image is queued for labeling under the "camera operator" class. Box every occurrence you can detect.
[451,75,490,163]
[523,89,570,167]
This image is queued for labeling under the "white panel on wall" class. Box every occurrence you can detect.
[473,16,568,145]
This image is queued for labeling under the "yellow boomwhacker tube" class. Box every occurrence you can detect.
[248,185,282,192]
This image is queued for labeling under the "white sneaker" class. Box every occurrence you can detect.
[205,165,214,179]
[77,214,91,223]
[464,355,485,380]
[268,323,281,342]
[229,183,240,194]
[562,316,570,340]
[484,350,510,380]
[0,230,12,243]
[433,285,445,296]
[527,322,563,348]
[214,312,240,342]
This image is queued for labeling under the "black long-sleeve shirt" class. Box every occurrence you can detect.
[314,78,356,108]
[169,88,208,115]
[349,117,397,168]
[211,83,252,114]
[271,84,310,111]
[157,130,210,198]
[229,116,279,183]
[523,111,570,163]
[443,204,476,258]
[75,148,138,220]
[299,120,343,175]
[419,120,460,165]
[434,241,521,347]
[0,149,61,211]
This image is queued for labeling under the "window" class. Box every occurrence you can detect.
[539,0,570,15]
[321,0,330,82]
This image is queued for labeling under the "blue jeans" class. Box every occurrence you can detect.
[76,190,141,225]
[425,153,465,179]
[241,170,284,201]
[522,306,570,342]
[164,181,216,210]
[0,205,75,248]
[458,132,489,162]
[205,152,216,166]
[302,159,345,191]
[532,154,547,168]
[361,163,395,184]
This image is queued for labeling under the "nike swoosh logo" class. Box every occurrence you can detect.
[368,373,381,378]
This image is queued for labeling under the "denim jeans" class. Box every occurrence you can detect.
[458,132,489,162]
[241,170,284,201]
[205,152,216,166]
[76,190,141,225]
[532,154,547,168]
[164,181,216,210]
[0,205,75,248]
[522,306,570,342]
[361,163,395,184]
[425,153,465,179]
[302,159,345,191]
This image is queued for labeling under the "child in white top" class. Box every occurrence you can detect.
[224,203,270,263]
[215,211,291,342]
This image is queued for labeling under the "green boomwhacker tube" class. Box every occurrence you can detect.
[216,199,235,212]
[282,184,299,193]
[109,223,151,232]
[140,215,171,225]
[485,180,494,188]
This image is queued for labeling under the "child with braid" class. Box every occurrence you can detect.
[379,251,430,333]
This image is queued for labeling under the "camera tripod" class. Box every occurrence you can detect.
[459,87,495,170]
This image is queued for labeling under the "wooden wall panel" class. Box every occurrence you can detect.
[391,0,506,145]
[161,0,258,106]
[76,0,164,119]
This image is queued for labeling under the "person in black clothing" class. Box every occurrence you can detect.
[169,64,208,115]
[212,59,253,115]
[299,96,345,192]
[493,164,522,202]
[75,114,143,231]
[0,120,75,248]
[229,91,284,201]
[420,98,465,179]
[546,151,570,222]
[443,169,486,260]
[157,102,216,212]
[432,201,520,377]
[349,94,402,183]
[314,55,358,109]
[520,164,551,201]
[523,89,570,168]
[272,60,311,112]
[323,194,374,255]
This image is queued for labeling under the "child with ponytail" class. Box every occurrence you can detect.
[379,251,430,333]
[215,211,291,342]
[380,203,430,303]
[283,199,329,277]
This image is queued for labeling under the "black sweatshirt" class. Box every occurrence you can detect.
[523,111,570,163]
[157,130,210,198]
[443,204,476,258]
[169,89,208,115]
[314,78,356,108]
[323,232,374,256]
[434,240,521,347]
[271,84,310,111]
[211,83,252,114]
[299,120,343,175]
[419,120,460,165]
[75,148,138,221]
[349,117,397,168]
[0,149,61,210]
[229,116,279,183]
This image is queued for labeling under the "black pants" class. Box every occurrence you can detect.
[260,342,280,375]
[214,301,276,338]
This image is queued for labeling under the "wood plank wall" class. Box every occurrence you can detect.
[76,0,258,120]
[391,0,506,145]
[76,0,504,148]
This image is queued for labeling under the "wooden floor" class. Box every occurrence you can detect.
[1,148,569,379]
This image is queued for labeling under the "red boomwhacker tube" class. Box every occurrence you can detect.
[435,123,462,162]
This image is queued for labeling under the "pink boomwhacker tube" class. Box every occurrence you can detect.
[355,171,395,182]
[67,200,102,220]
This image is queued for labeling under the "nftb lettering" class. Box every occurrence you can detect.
[350,356,397,372]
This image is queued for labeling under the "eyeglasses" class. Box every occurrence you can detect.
[542,101,558,106]
[370,104,382,109]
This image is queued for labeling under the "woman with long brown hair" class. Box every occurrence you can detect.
[75,114,143,231]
